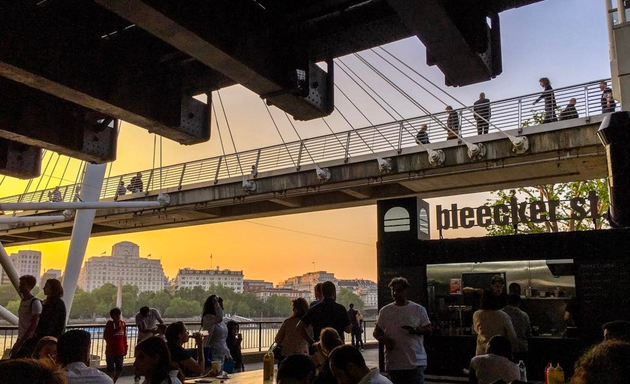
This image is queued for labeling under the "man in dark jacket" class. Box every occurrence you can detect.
[600,81,617,113]
[445,106,460,140]
[559,98,579,121]
[298,281,352,343]
[473,93,491,135]
[415,125,430,145]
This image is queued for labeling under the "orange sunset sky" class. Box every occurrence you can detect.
[0,0,611,284]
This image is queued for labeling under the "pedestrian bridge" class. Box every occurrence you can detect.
[0,79,613,245]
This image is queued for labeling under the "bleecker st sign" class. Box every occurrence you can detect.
[436,191,602,231]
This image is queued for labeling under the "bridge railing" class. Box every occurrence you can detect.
[0,320,377,363]
[0,79,614,205]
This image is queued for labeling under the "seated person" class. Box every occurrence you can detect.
[0,358,66,384]
[32,336,58,363]
[313,328,344,384]
[329,344,392,384]
[469,335,519,384]
[570,341,630,384]
[135,337,182,384]
[602,320,630,343]
[277,354,316,384]
[165,322,205,377]
[58,329,114,384]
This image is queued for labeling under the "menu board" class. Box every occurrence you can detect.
[574,259,630,339]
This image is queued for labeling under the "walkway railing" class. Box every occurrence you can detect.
[0,320,377,364]
[0,79,615,205]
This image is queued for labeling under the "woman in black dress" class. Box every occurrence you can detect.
[533,77,557,124]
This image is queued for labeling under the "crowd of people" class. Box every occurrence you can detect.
[415,80,618,145]
[2,273,629,384]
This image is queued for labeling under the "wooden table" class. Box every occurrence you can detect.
[184,370,275,384]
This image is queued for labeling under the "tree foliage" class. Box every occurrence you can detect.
[337,288,364,312]
[485,180,609,236]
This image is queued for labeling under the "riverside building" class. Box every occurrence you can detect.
[175,267,244,293]
[78,241,167,292]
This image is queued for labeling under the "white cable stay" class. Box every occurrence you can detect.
[375,47,529,154]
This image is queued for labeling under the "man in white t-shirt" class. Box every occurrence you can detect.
[10,275,43,358]
[374,277,432,384]
[135,306,164,343]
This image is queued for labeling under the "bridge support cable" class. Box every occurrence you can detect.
[320,118,351,162]
[62,163,106,324]
[262,101,297,169]
[212,101,231,178]
[336,58,445,166]
[355,53,486,160]
[283,112,331,182]
[334,84,397,152]
[376,47,529,154]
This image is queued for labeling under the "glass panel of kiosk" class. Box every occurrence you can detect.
[426,260,575,338]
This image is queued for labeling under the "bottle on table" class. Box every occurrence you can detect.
[518,360,527,382]
[263,349,274,382]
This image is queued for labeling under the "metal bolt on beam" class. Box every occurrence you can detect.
[467,143,487,160]
[242,179,257,193]
[316,166,331,183]
[427,149,446,166]
[511,136,530,154]
[377,157,394,174]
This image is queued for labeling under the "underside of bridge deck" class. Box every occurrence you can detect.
[0,120,605,246]
[0,0,543,178]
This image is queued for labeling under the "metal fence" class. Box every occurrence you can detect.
[0,320,377,365]
[0,78,616,205]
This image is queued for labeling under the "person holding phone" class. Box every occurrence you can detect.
[373,277,432,384]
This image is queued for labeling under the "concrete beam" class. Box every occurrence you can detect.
[0,5,210,145]
[0,79,117,163]
[340,188,371,199]
[269,197,302,208]
[0,138,42,179]
[386,0,499,86]
[95,0,334,120]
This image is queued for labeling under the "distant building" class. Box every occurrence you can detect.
[0,250,42,286]
[243,279,273,293]
[78,241,167,292]
[280,271,337,292]
[175,267,244,293]
[252,287,312,302]
[41,269,62,287]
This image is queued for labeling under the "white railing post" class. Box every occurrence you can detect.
[344,132,351,163]
[178,163,187,190]
[397,122,404,154]
[517,98,523,135]
[296,141,304,171]
[584,86,590,117]
[214,157,222,185]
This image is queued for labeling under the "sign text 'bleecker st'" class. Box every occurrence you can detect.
[436,191,602,231]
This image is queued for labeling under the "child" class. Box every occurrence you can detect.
[104,308,128,383]
[226,321,244,373]
[156,323,167,340]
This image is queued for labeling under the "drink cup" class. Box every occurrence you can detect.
[212,360,222,372]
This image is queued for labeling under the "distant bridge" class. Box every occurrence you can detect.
[0,79,613,245]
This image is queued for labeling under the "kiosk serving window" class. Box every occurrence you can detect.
[426,260,575,337]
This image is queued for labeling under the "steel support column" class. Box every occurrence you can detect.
[0,240,20,293]
[61,163,106,322]
[0,304,18,325]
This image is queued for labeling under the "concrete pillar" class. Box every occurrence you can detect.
[0,304,18,325]
[61,163,106,322]
[613,21,630,110]
[598,111,630,227]
[0,241,20,294]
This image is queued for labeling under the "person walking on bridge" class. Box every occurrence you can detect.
[473,93,491,135]
[128,172,144,193]
[559,98,579,121]
[600,81,617,113]
[533,77,557,124]
[445,106,460,140]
